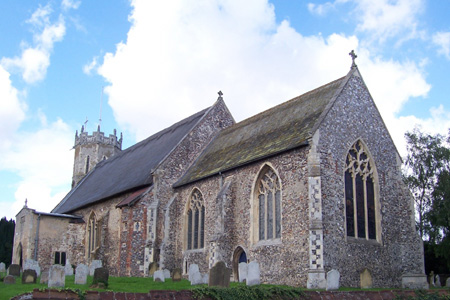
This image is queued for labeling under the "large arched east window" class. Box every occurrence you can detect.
[186,189,205,250]
[255,166,281,241]
[344,140,377,240]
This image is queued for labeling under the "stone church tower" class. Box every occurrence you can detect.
[72,125,122,187]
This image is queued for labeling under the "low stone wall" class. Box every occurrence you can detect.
[28,289,450,300]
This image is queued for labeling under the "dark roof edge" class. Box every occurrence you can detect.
[116,185,153,208]
[152,98,229,174]
[173,140,309,188]
[61,184,152,214]
[33,211,82,219]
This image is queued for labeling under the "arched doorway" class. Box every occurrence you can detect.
[232,246,247,282]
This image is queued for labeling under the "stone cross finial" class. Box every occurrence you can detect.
[349,50,357,69]
[218,91,223,100]
[24,198,28,208]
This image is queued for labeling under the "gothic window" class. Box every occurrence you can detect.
[87,212,100,258]
[186,189,205,250]
[255,166,281,241]
[85,156,90,174]
[54,251,66,266]
[344,140,377,240]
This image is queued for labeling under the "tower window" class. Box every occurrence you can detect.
[85,156,90,174]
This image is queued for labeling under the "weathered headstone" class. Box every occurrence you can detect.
[238,262,247,283]
[202,273,209,284]
[188,264,199,282]
[4,275,15,284]
[172,268,182,282]
[326,269,340,291]
[163,269,171,279]
[48,265,65,288]
[22,269,37,284]
[93,267,109,287]
[435,275,441,287]
[209,261,231,287]
[190,271,203,285]
[65,260,74,276]
[89,260,102,276]
[446,277,450,287]
[153,270,165,282]
[75,264,88,285]
[148,262,158,277]
[24,259,41,276]
[247,261,260,286]
[0,262,6,272]
[360,269,372,289]
[429,271,435,286]
[8,264,21,277]
[40,270,49,284]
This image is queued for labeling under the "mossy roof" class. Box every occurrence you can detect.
[174,75,347,187]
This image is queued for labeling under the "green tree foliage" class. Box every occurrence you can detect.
[403,128,450,239]
[0,217,15,268]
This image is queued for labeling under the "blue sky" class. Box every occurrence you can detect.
[1,0,450,220]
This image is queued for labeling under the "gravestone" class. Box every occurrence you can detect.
[89,260,102,276]
[435,275,441,287]
[429,271,435,286]
[188,264,199,282]
[22,269,37,284]
[0,262,6,272]
[202,273,209,284]
[153,270,165,282]
[172,268,182,282]
[190,271,203,285]
[48,265,65,288]
[75,264,89,285]
[40,271,49,284]
[326,269,340,291]
[247,261,260,286]
[8,264,21,277]
[163,269,170,279]
[238,262,247,283]
[209,261,231,287]
[446,277,450,287]
[24,259,41,276]
[360,269,372,289]
[4,275,15,284]
[93,267,109,287]
[65,260,74,276]
[148,262,158,276]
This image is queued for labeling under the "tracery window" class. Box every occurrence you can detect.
[256,166,281,241]
[87,212,100,258]
[344,140,377,240]
[186,189,205,250]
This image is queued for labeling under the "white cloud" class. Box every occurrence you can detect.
[83,56,98,75]
[432,31,450,59]
[61,0,81,11]
[0,119,73,219]
[1,5,65,84]
[307,2,335,16]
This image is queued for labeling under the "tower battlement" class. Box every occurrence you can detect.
[75,125,122,150]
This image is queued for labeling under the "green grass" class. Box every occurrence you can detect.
[0,273,195,300]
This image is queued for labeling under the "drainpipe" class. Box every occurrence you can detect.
[34,214,41,260]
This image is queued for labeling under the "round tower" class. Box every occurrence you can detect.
[72,125,122,188]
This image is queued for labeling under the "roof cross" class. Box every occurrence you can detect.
[218,90,223,100]
[349,50,357,69]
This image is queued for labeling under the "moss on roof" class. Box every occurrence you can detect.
[174,76,347,187]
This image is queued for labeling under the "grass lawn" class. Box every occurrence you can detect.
[0,273,196,300]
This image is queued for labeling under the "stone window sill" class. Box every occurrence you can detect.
[346,236,382,246]
[252,238,282,248]
[184,248,206,253]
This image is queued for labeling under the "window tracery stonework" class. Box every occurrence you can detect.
[344,140,377,240]
[256,167,281,241]
[187,189,205,250]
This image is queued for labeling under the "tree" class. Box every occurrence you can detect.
[0,217,15,268]
[403,128,450,239]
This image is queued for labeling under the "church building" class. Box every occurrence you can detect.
[12,57,428,289]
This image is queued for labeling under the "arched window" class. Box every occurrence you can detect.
[85,156,90,174]
[255,166,281,241]
[87,212,100,258]
[186,189,205,250]
[344,140,377,240]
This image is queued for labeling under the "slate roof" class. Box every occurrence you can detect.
[53,108,209,214]
[174,75,348,187]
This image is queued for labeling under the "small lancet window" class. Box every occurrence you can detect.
[85,156,90,174]
[256,166,281,241]
[344,140,377,240]
[87,212,100,258]
[186,189,205,250]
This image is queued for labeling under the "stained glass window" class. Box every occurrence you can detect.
[186,189,205,249]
